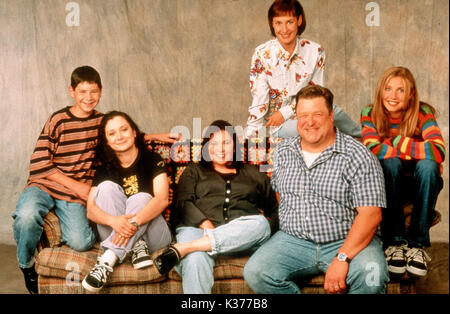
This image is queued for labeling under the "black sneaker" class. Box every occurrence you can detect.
[20,265,38,294]
[405,247,431,277]
[153,245,181,275]
[131,239,153,270]
[82,259,113,292]
[385,244,408,276]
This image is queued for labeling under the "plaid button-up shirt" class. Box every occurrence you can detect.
[271,130,386,244]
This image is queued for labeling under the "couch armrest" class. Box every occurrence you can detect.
[38,211,62,251]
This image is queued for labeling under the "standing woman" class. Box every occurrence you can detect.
[361,66,445,277]
[245,0,361,139]
[82,111,172,292]
[153,120,278,294]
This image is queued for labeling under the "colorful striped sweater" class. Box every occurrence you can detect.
[360,104,445,167]
[25,107,104,205]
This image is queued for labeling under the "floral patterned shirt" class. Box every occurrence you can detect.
[246,36,325,138]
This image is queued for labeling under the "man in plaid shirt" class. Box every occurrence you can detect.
[244,85,389,294]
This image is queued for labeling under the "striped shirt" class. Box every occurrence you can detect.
[25,107,104,205]
[360,104,445,170]
[271,130,386,243]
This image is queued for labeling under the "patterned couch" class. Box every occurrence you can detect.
[35,138,425,294]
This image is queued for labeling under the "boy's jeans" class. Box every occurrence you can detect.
[174,215,271,294]
[12,186,96,268]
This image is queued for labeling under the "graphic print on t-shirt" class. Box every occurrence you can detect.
[123,175,139,196]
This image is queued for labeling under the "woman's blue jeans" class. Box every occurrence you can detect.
[379,158,443,248]
[174,215,271,294]
[244,231,389,294]
[12,187,96,268]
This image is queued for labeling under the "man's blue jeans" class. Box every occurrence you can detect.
[12,187,96,268]
[379,158,443,248]
[174,215,271,294]
[244,231,389,294]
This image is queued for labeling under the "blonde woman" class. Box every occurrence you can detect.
[360,66,445,278]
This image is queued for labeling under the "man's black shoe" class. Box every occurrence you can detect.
[20,265,38,294]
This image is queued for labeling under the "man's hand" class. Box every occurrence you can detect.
[265,111,285,127]
[324,258,349,294]
[144,133,181,144]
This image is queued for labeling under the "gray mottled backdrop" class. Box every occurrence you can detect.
[1,0,448,244]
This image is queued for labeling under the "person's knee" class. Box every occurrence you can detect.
[96,180,120,194]
[349,260,389,294]
[65,229,96,251]
[347,247,389,294]
[251,215,271,240]
[126,192,152,210]
[415,159,440,178]
[380,158,402,174]
[243,255,266,290]
[12,205,44,230]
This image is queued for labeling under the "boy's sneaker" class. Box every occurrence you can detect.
[82,259,113,292]
[405,247,431,277]
[385,244,408,276]
[20,265,38,294]
[131,239,153,270]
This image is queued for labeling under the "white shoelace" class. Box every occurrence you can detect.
[405,248,431,263]
[89,262,113,282]
[385,245,407,261]
[132,240,149,259]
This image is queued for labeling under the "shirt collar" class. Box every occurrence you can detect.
[286,128,348,158]
[276,36,300,61]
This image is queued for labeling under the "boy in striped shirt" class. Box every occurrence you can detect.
[12,66,177,294]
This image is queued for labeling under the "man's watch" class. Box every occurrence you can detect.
[336,252,351,263]
[128,218,139,228]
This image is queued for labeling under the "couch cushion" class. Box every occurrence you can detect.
[168,255,249,281]
[36,244,167,285]
[38,277,253,294]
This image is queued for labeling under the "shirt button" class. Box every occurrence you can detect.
[226,180,230,184]
[225,198,229,203]
[226,190,231,194]
[224,208,228,211]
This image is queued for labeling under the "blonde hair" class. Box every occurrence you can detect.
[371,66,435,139]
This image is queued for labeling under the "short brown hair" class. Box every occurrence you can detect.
[268,0,306,37]
[295,85,334,112]
[70,65,102,90]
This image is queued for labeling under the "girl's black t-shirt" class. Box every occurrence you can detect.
[93,149,167,197]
